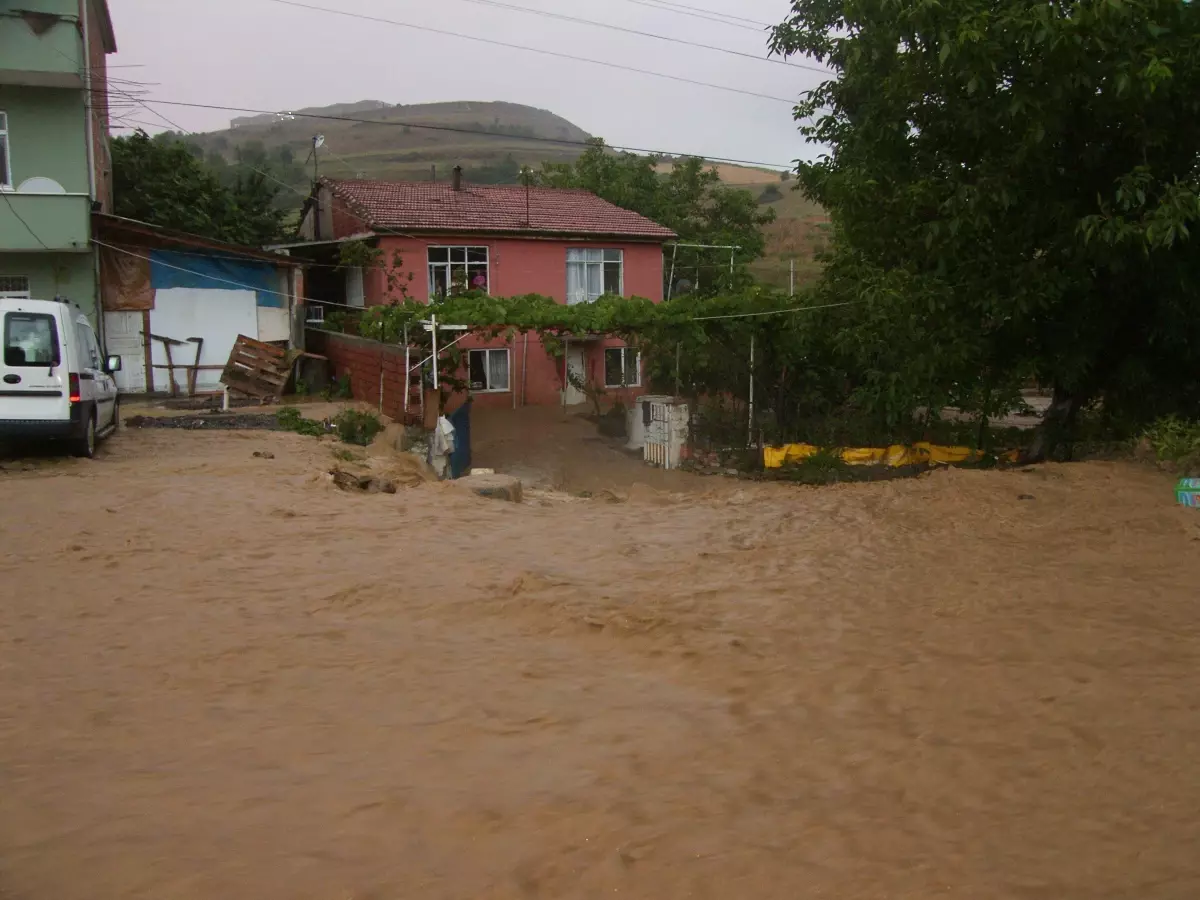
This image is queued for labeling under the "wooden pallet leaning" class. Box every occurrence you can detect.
[220,334,290,403]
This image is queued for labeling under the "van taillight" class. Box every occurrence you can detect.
[69,373,81,404]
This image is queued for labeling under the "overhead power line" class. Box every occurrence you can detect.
[615,0,768,32]
[637,0,773,29]
[106,95,799,169]
[436,0,826,74]
[259,0,799,105]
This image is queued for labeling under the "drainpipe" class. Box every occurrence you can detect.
[80,1,98,206]
[80,0,103,340]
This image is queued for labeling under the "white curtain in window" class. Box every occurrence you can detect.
[567,259,587,305]
[488,350,509,391]
[586,261,603,302]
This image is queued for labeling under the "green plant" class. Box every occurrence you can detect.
[770,0,1200,463]
[294,378,309,397]
[1144,416,1200,462]
[332,409,383,446]
[333,374,353,400]
[332,447,360,462]
[324,309,348,334]
[781,447,852,485]
[567,370,607,418]
[276,406,327,437]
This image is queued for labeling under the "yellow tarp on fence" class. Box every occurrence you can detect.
[763,442,986,470]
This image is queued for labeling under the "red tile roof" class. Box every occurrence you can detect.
[323,178,677,241]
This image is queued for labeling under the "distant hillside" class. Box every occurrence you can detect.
[189,99,595,186]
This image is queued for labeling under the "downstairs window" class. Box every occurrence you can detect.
[604,347,641,388]
[468,348,510,392]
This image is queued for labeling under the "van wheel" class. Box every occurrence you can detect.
[74,413,96,459]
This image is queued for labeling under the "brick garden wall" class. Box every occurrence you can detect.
[307,328,650,424]
[306,329,414,422]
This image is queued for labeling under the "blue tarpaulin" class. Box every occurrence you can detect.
[149,250,284,308]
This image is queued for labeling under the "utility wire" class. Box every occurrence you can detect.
[434,0,825,73]
[643,0,773,27]
[615,0,767,32]
[103,95,800,170]
[259,0,798,105]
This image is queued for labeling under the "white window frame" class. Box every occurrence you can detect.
[0,112,11,190]
[0,275,31,299]
[566,248,623,305]
[427,245,490,299]
[467,348,510,393]
[305,304,326,325]
[603,346,641,388]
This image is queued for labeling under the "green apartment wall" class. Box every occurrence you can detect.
[0,252,95,317]
[0,7,98,317]
[0,1,83,82]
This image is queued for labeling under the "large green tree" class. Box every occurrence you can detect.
[771,0,1200,457]
[540,141,776,294]
[110,130,287,247]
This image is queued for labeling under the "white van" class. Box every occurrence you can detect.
[0,297,121,458]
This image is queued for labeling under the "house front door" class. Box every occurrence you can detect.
[564,345,587,405]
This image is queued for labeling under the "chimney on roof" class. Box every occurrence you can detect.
[452,165,463,192]
[430,164,436,183]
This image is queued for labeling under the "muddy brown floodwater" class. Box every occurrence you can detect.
[3,420,1200,900]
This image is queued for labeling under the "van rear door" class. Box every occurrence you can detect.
[1,307,68,421]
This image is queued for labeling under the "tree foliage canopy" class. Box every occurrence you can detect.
[110,131,287,247]
[539,140,776,294]
[770,0,1200,456]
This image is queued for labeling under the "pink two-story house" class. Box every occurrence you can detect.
[293,171,676,414]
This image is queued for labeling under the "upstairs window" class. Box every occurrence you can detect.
[0,112,11,189]
[567,249,622,305]
[428,246,489,298]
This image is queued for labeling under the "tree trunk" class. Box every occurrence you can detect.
[1021,384,1084,464]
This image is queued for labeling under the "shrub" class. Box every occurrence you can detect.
[276,406,326,437]
[333,409,383,446]
[1143,416,1200,463]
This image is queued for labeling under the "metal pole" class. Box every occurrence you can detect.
[675,341,681,398]
[748,332,755,448]
[430,313,439,391]
[403,325,410,415]
[790,259,795,297]
[562,336,569,414]
[522,332,529,407]
[666,245,678,301]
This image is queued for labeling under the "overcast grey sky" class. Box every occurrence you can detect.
[106,0,824,170]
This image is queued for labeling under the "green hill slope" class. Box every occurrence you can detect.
[190,99,594,186]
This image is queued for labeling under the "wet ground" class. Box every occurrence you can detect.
[2,416,1200,899]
